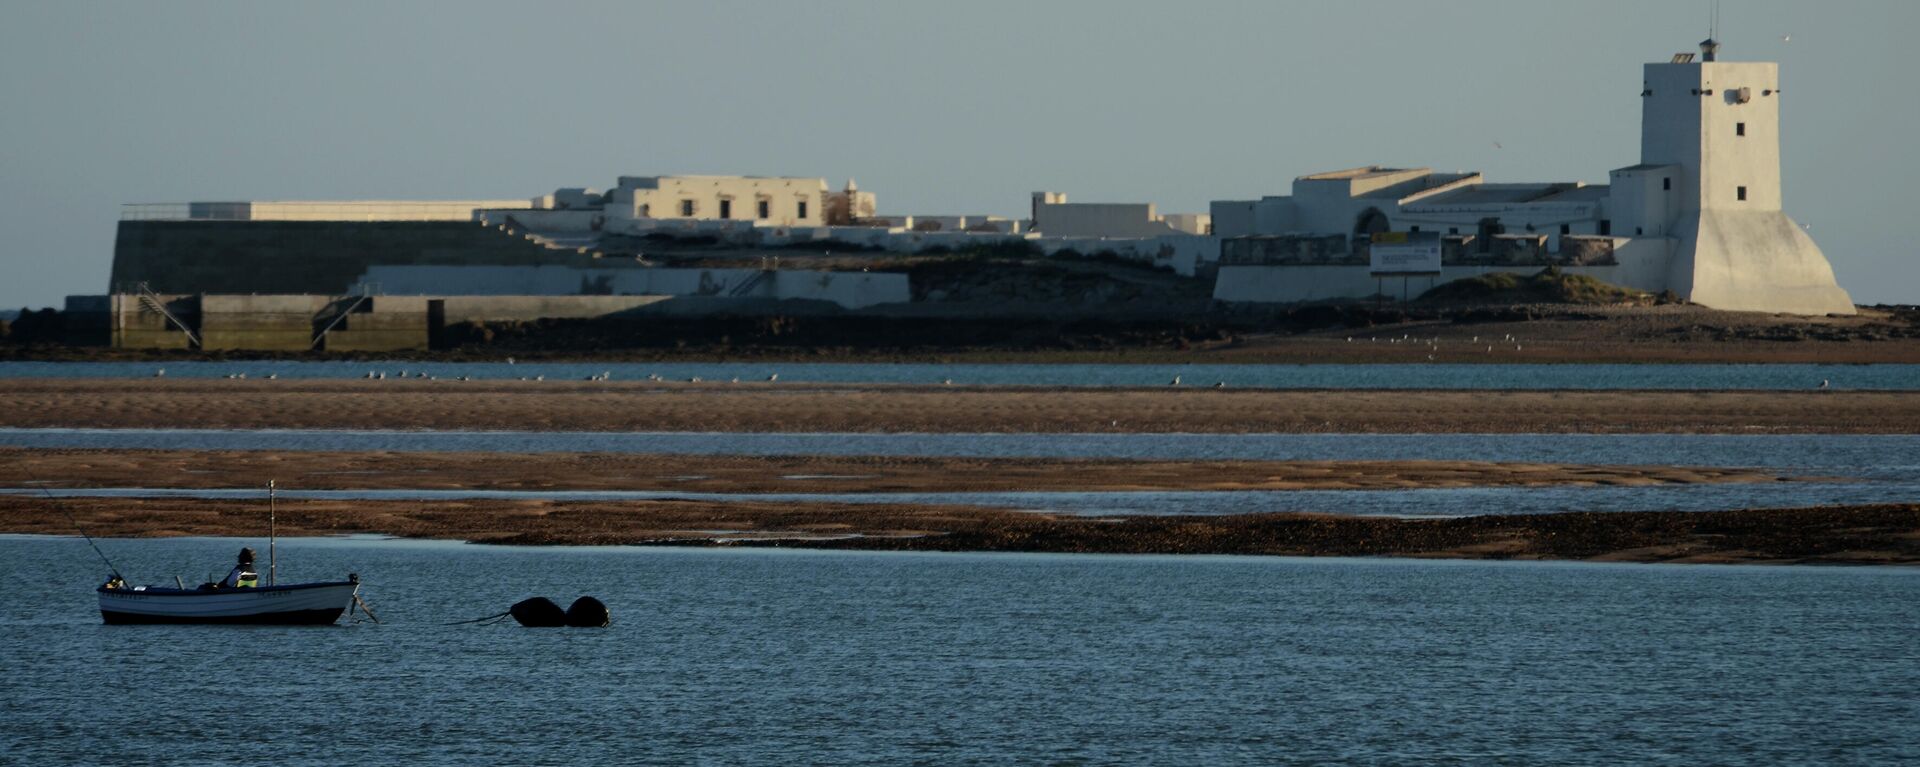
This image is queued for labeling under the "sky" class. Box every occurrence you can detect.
[1,0,1915,308]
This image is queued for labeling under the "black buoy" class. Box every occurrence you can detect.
[509,597,567,627]
[565,596,610,628]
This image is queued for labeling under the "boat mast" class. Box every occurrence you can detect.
[268,479,277,587]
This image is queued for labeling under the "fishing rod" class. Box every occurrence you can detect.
[20,467,126,582]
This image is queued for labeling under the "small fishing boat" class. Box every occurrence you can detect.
[84,479,377,626]
[98,576,362,625]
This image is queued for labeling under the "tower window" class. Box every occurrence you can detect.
[1662,177,1671,191]
[718,199,732,219]
[1736,122,1746,136]
[1448,227,1459,235]
[1560,224,1571,236]
[1598,220,1611,236]
[797,200,809,219]
[1737,186,1748,201]
[680,200,695,217]
[1409,225,1420,232]
[757,200,770,219]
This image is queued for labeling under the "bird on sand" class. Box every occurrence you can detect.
[1170,375,1182,386]
[154,368,165,377]
[767,373,779,382]
[1819,379,1830,390]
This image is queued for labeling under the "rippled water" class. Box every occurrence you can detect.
[5,361,1915,390]
[2,536,1915,765]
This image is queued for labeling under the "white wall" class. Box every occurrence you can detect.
[356,265,910,309]
[1033,202,1183,238]
[613,176,828,226]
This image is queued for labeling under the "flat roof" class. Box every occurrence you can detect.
[1297,166,1426,181]
[1408,183,1586,207]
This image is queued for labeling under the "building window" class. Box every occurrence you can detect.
[1409,226,1420,232]
[680,200,695,217]
[1662,177,1671,191]
[1737,186,1748,201]
[1448,227,1459,235]
[1598,220,1611,236]
[719,199,732,220]
[1736,122,1746,136]
[1559,224,1571,236]
[797,200,809,219]
[1635,227,1644,235]
[757,200,770,219]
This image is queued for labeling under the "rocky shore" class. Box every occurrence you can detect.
[0,449,1798,494]
[3,379,1916,434]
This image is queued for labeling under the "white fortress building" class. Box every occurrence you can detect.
[1211,39,1855,315]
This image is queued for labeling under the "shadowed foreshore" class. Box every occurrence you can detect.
[2,496,1914,566]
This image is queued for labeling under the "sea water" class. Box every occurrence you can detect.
[1,536,1915,765]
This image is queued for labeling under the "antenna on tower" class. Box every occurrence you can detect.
[1699,0,1721,62]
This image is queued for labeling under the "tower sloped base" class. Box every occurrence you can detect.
[1668,210,1855,316]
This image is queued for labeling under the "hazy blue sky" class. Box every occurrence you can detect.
[2,0,1914,307]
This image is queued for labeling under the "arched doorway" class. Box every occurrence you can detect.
[1353,208,1390,252]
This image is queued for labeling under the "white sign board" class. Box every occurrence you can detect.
[1369,231,1442,275]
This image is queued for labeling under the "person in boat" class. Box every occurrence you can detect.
[217,547,260,589]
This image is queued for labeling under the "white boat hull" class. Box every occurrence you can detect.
[98,581,358,625]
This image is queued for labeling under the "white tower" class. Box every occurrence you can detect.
[1636,39,1853,314]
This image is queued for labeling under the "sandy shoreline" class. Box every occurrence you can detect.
[0,448,1797,494]
[3,496,1914,566]
[4,379,1918,433]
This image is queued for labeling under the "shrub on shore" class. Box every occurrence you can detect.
[1419,267,1653,305]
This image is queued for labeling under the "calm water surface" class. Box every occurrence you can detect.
[4,361,1915,390]
[2,536,1915,765]
[4,429,1915,474]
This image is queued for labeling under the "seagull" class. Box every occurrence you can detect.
[265,373,277,380]
[730,377,740,384]
[506,357,516,365]
[767,373,779,382]
[365,371,375,379]
[689,376,702,383]
[1170,375,1182,386]
[153,368,165,378]
[1781,33,1792,43]
[601,371,612,381]
[1213,381,1226,389]
[1819,379,1830,390]
[942,378,953,386]
[534,375,545,382]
